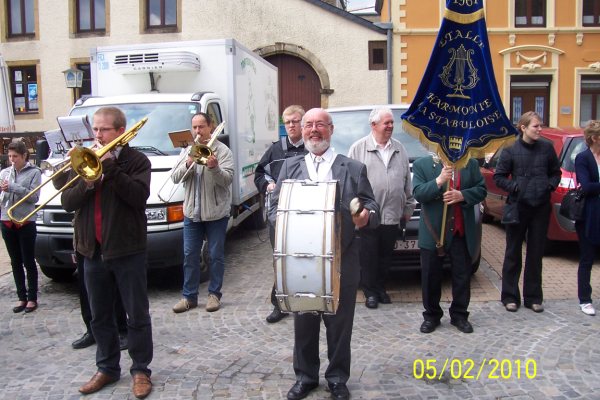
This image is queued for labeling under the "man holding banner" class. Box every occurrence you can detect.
[401,0,518,329]
[413,155,486,333]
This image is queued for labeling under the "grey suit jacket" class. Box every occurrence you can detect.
[268,154,380,254]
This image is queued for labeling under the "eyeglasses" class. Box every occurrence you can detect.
[284,119,301,126]
[92,127,117,133]
[303,122,331,130]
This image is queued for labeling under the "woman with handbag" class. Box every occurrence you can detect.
[1,141,42,313]
[493,111,562,313]
[574,120,600,316]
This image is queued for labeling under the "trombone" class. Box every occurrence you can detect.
[7,117,148,224]
[157,121,225,203]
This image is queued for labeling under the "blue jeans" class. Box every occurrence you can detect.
[182,216,228,302]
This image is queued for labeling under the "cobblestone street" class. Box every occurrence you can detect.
[1,224,599,399]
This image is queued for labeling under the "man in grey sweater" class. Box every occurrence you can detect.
[348,107,416,308]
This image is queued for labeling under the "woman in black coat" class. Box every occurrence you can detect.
[574,120,600,316]
[494,111,561,313]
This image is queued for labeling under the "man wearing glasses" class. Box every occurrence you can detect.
[268,108,379,400]
[61,107,153,398]
[254,105,307,323]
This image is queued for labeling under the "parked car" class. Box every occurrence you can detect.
[479,126,586,247]
[327,105,483,272]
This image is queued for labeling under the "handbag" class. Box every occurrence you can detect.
[501,200,520,225]
[559,187,586,221]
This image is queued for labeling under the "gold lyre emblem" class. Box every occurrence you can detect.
[439,44,480,99]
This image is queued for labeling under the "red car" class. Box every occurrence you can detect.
[480,127,586,246]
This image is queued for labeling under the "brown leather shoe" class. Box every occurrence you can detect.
[79,371,119,394]
[132,373,152,399]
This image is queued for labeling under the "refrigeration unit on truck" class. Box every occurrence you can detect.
[34,39,279,280]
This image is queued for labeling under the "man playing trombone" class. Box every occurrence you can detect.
[171,112,234,314]
[61,107,154,398]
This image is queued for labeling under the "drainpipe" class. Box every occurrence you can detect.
[374,0,393,104]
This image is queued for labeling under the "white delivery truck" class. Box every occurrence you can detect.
[34,39,279,280]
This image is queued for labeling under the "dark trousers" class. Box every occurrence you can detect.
[360,224,397,298]
[501,202,550,307]
[268,218,279,309]
[2,222,38,302]
[85,249,153,378]
[421,235,471,322]
[575,221,597,304]
[75,252,127,335]
[293,245,360,385]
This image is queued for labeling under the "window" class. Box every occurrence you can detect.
[146,0,176,28]
[9,65,38,114]
[515,0,546,27]
[7,0,35,37]
[76,0,106,33]
[580,76,600,126]
[583,0,600,26]
[73,63,92,103]
[368,41,387,71]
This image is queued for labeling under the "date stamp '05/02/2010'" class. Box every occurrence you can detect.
[413,358,538,380]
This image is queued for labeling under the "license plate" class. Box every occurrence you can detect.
[394,240,418,251]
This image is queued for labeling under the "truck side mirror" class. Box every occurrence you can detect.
[35,140,50,167]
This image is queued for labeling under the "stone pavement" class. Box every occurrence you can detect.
[1,226,599,399]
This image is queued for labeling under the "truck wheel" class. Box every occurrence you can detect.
[471,253,481,275]
[40,265,76,282]
[243,199,267,230]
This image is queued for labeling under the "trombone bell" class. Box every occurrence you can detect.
[189,144,213,165]
[71,147,102,181]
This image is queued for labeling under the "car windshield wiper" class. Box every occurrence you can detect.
[131,146,166,155]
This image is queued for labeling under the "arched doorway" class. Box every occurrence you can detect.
[264,54,322,115]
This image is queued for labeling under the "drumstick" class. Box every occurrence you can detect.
[349,197,364,216]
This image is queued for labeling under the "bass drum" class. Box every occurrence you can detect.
[273,179,341,314]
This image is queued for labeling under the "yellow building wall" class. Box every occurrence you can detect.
[388,0,600,127]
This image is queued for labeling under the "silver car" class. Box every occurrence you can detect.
[326,104,482,273]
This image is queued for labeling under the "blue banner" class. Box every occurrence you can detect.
[401,0,518,168]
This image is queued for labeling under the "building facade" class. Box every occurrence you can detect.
[0,0,387,132]
[380,0,600,127]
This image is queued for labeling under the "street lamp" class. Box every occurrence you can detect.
[62,67,84,103]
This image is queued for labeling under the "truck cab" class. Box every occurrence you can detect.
[34,39,278,280]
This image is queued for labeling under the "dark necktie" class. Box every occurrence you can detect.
[452,172,464,237]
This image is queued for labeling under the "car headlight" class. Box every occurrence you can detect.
[146,207,167,224]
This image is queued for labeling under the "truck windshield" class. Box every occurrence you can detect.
[70,102,200,155]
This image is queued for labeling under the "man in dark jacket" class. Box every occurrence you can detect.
[494,111,561,313]
[61,107,153,399]
[254,105,307,323]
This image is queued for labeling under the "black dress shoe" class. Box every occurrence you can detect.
[379,292,392,304]
[287,381,318,400]
[420,320,440,333]
[72,332,96,349]
[328,382,350,400]
[12,302,27,313]
[365,296,378,309]
[24,302,38,313]
[451,319,474,333]
[266,306,288,323]
[119,333,128,351]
